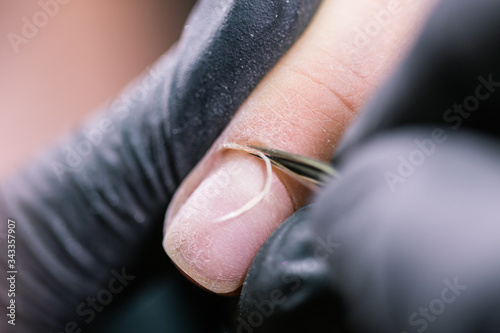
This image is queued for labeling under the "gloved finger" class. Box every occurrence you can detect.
[163,0,436,294]
[238,204,346,333]
[0,1,319,331]
[240,128,500,333]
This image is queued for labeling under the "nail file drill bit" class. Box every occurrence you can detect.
[247,145,338,189]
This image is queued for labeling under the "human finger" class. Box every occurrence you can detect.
[163,0,438,294]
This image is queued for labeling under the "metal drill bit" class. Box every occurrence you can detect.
[247,145,338,189]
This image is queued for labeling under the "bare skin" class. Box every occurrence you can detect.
[1,0,438,297]
[163,0,438,294]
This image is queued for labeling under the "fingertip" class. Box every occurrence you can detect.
[164,149,294,293]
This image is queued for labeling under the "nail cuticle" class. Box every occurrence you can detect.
[163,142,297,293]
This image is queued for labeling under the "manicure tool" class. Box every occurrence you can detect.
[247,145,338,189]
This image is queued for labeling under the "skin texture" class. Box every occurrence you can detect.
[240,0,500,331]
[163,0,438,293]
[0,0,451,330]
[0,1,320,331]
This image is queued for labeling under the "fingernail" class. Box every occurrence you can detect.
[163,149,294,293]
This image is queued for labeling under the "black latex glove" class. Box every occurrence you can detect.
[0,1,321,332]
[239,0,500,332]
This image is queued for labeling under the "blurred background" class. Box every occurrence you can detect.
[0,0,196,180]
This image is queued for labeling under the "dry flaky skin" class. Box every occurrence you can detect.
[0,1,321,331]
[240,0,500,332]
[163,0,438,294]
[164,148,294,294]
